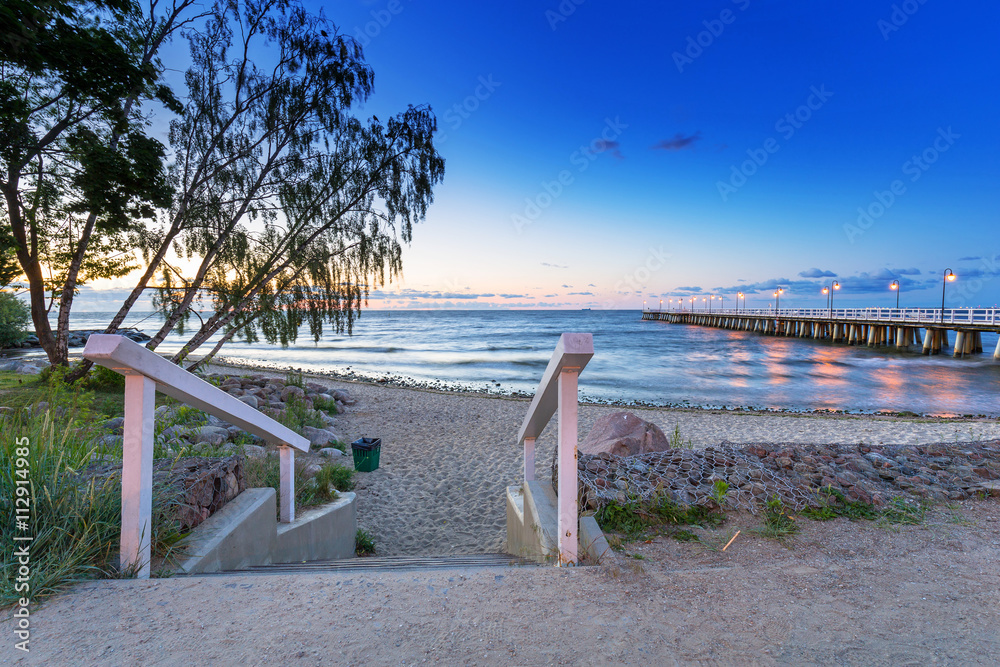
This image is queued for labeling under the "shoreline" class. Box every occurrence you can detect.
[206,356,1000,423]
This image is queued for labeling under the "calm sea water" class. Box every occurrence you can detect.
[46,310,1000,417]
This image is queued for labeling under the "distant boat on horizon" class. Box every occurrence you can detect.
[581,308,592,311]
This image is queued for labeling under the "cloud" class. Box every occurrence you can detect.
[587,283,595,287]
[798,268,837,278]
[675,285,703,293]
[893,267,922,275]
[567,291,593,296]
[561,284,572,289]
[541,262,568,269]
[590,140,624,159]
[651,131,701,151]
[959,256,981,261]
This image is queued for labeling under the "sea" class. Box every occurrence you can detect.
[26,309,1000,417]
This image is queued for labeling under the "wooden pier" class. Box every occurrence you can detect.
[641,308,1000,359]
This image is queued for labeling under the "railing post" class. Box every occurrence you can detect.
[523,436,536,482]
[557,367,579,565]
[122,373,155,579]
[280,446,295,523]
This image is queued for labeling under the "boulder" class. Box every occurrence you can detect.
[238,394,259,410]
[242,444,266,459]
[280,385,305,402]
[302,425,340,448]
[579,411,670,457]
[193,425,231,446]
[318,447,344,458]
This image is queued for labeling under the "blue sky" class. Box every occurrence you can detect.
[87,0,1000,311]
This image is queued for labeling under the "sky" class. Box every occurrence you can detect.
[84,0,1000,311]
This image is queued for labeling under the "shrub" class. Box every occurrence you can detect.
[0,291,30,349]
[355,529,376,556]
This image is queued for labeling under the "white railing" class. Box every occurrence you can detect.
[645,307,1000,326]
[83,334,309,579]
[516,333,593,566]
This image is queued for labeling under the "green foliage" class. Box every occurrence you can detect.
[669,424,693,449]
[79,365,126,392]
[800,486,880,521]
[595,492,725,543]
[311,395,339,415]
[284,371,305,389]
[0,392,184,606]
[355,529,376,556]
[0,291,30,348]
[710,480,730,507]
[242,456,349,518]
[755,495,799,540]
[879,497,926,526]
[278,394,326,432]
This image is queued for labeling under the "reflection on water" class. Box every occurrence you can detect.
[50,309,1000,416]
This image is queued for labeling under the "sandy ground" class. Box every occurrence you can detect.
[5,375,1000,665]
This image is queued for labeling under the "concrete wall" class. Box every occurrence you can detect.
[177,487,278,574]
[275,492,357,563]
[177,489,357,574]
[506,481,615,565]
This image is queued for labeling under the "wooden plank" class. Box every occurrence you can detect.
[516,333,593,446]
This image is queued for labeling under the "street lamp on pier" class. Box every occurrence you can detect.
[822,286,829,312]
[829,281,840,317]
[890,280,900,309]
[773,287,784,311]
[659,299,663,312]
[689,296,696,311]
[737,292,745,312]
[940,269,956,322]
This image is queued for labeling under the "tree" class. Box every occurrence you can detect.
[127,0,444,370]
[0,0,195,368]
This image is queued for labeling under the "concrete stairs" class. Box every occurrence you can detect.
[192,553,538,576]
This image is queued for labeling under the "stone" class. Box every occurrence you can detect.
[578,411,670,457]
[330,389,356,405]
[242,444,266,459]
[97,434,123,448]
[302,425,340,448]
[280,385,305,402]
[238,394,259,410]
[102,417,126,434]
[194,425,231,445]
[318,447,344,458]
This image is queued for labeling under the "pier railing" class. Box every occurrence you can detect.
[645,307,1000,326]
[83,334,309,579]
[516,333,593,565]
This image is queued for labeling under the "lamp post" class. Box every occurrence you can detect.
[737,291,745,312]
[689,296,696,311]
[773,287,784,311]
[829,281,840,317]
[822,286,829,313]
[702,296,707,312]
[719,294,725,311]
[659,299,663,312]
[890,280,900,309]
[940,269,956,322]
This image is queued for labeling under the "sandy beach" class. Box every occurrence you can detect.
[256,371,1000,557]
[5,372,1000,665]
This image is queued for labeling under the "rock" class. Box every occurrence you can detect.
[227,387,245,397]
[242,444,266,459]
[102,417,125,434]
[318,447,344,458]
[154,405,177,421]
[301,463,323,479]
[280,385,305,402]
[318,411,337,427]
[0,360,21,371]
[194,426,231,446]
[302,425,340,448]
[579,411,670,457]
[331,389,356,406]
[96,434,123,448]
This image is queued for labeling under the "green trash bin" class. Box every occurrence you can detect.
[351,437,381,472]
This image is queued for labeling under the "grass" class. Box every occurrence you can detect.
[355,529,376,556]
[754,495,800,541]
[311,395,339,415]
[669,424,694,449]
[242,456,354,517]
[278,393,327,432]
[798,486,928,528]
[0,393,186,607]
[595,491,725,544]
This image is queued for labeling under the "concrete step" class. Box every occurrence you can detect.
[192,553,538,576]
